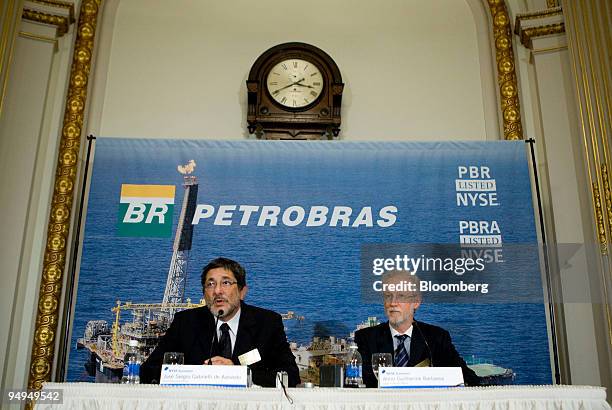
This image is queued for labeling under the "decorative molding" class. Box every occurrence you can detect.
[486,0,524,140]
[518,23,566,49]
[546,0,559,8]
[29,0,75,22]
[22,9,70,37]
[531,45,568,55]
[593,182,608,255]
[514,6,565,49]
[515,6,563,21]
[19,30,58,47]
[27,0,102,396]
[603,165,612,235]
[21,0,75,37]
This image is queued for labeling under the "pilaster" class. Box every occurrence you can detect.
[562,0,612,394]
[0,0,77,396]
[515,0,612,394]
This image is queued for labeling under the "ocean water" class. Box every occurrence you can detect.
[67,139,552,384]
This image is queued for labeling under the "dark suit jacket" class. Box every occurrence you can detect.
[354,320,480,387]
[140,302,300,387]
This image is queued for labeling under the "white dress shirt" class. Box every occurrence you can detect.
[390,323,413,355]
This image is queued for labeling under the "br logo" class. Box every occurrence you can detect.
[117,184,175,237]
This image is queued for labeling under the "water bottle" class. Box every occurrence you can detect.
[344,344,363,388]
[122,339,142,384]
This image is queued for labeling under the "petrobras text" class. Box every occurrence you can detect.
[190,204,398,227]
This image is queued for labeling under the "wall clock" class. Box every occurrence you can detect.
[247,42,344,140]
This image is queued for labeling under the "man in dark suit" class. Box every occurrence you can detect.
[141,257,300,386]
[355,271,479,387]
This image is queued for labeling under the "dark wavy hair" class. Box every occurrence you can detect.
[201,257,247,290]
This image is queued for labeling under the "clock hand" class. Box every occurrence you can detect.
[272,78,306,94]
[294,82,315,89]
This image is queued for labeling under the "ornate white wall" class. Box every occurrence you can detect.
[90,0,493,140]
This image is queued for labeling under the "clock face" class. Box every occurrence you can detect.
[266,58,324,108]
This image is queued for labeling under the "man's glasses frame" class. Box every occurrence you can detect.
[204,280,238,290]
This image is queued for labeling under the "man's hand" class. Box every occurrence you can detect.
[205,356,234,365]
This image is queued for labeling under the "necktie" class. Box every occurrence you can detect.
[218,323,232,359]
[394,334,410,367]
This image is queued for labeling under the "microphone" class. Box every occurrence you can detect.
[276,371,293,404]
[207,309,224,365]
[413,320,433,367]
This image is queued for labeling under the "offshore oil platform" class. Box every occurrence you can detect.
[76,160,512,385]
[291,316,515,385]
[77,160,205,382]
[77,161,305,382]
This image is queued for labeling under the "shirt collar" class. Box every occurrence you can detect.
[218,308,241,335]
[389,323,413,338]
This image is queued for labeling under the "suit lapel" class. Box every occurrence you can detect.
[377,323,394,356]
[195,307,217,362]
[408,321,426,366]
[232,303,257,363]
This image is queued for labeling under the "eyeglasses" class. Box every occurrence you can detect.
[204,280,238,290]
[383,292,418,303]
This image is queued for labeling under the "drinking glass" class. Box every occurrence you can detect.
[163,352,184,365]
[372,353,393,382]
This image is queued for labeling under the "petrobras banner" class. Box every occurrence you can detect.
[68,139,552,385]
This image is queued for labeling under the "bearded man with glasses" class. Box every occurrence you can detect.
[355,270,480,387]
[141,257,300,386]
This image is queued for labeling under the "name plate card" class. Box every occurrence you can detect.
[160,365,248,387]
[378,367,464,388]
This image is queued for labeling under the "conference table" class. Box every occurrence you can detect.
[35,383,610,410]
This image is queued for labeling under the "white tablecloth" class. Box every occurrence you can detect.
[36,383,610,410]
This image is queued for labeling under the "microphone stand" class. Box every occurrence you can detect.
[413,320,433,367]
[207,310,224,365]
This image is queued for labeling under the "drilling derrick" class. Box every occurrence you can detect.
[80,160,209,381]
[77,157,303,382]
[162,161,199,319]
